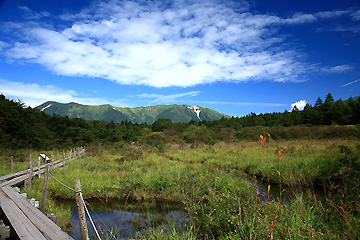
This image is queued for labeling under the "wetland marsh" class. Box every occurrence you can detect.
[6,139,360,239]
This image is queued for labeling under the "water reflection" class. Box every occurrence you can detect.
[59,199,189,240]
[253,183,291,203]
[253,179,324,204]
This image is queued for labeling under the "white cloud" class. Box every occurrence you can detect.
[341,79,360,87]
[136,92,287,107]
[315,10,350,19]
[318,26,360,34]
[351,10,360,21]
[322,64,353,73]
[2,1,359,87]
[284,13,317,24]
[137,91,200,104]
[0,41,9,50]
[18,6,50,19]
[291,99,307,111]
[0,78,129,108]
[195,101,286,107]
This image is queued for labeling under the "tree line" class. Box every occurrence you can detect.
[210,93,360,129]
[1,93,359,149]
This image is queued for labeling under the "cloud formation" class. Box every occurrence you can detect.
[0,78,129,107]
[195,101,286,107]
[0,41,8,50]
[137,91,286,107]
[2,0,359,87]
[137,91,200,104]
[17,6,50,19]
[291,99,307,111]
[341,79,360,87]
[322,64,353,73]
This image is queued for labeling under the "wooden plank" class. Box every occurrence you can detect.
[0,161,65,187]
[0,174,29,187]
[1,186,74,240]
[0,159,63,184]
[0,188,46,240]
[0,148,84,184]
[0,150,85,239]
[0,169,29,183]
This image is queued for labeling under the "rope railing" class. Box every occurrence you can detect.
[48,172,75,192]
[80,191,102,240]
[47,169,102,240]
[91,211,117,239]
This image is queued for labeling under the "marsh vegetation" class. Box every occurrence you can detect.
[1,94,360,239]
[13,139,359,239]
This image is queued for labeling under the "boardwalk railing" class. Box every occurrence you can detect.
[0,147,85,240]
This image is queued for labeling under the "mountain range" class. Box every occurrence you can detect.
[35,101,229,124]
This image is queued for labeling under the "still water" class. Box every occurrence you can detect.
[56,178,322,239]
[57,199,189,240]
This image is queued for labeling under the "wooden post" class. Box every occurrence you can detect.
[27,154,33,190]
[74,179,89,240]
[41,164,50,213]
[38,156,41,179]
[0,220,10,240]
[50,153,54,169]
[70,150,72,161]
[63,151,66,167]
[10,156,13,174]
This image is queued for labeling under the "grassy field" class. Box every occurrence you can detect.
[7,139,360,239]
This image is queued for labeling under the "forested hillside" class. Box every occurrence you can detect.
[1,93,359,149]
[208,93,360,128]
[0,94,143,149]
[35,101,228,124]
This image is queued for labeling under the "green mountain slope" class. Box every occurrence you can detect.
[35,102,229,124]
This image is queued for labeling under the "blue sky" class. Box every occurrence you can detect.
[0,0,359,117]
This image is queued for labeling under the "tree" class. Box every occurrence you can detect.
[313,97,325,124]
[141,131,166,149]
[253,115,266,126]
[302,104,320,125]
[332,100,350,125]
[315,97,323,108]
[152,118,173,132]
[324,93,334,105]
[323,93,335,124]
[183,125,212,147]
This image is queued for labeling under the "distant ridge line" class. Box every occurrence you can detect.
[35,101,229,124]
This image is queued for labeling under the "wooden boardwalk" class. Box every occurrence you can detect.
[0,150,84,240]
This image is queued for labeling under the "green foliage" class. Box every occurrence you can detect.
[3,91,360,239]
[209,93,360,129]
[152,118,173,132]
[0,94,145,149]
[338,144,353,155]
[1,93,360,150]
[36,101,229,124]
[18,140,360,239]
[183,125,213,147]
